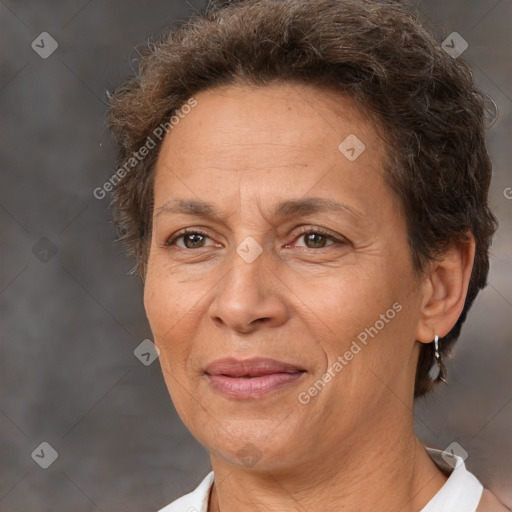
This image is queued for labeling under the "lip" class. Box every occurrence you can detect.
[204,357,306,398]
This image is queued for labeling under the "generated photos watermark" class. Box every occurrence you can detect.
[298,301,403,404]
[94,97,198,200]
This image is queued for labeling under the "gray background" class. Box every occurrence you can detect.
[0,0,511,510]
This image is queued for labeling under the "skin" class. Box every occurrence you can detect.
[144,83,480,512]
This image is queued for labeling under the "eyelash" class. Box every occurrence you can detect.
[166,227,345,250]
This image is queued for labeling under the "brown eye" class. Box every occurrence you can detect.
[293,229,340,249]
[167,229,212,249]
[182,233,207,248]
[303,232,330,249]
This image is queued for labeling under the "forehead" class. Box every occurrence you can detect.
[160,83,383,154]
[153,83,389,212]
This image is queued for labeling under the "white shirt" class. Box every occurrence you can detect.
[158,447,484,512]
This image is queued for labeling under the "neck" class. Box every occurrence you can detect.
[208,421,447,512]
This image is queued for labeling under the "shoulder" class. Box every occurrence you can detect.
[476,489,511,512]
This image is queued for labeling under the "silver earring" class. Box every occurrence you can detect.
[433,334,447,384]
[434,334,440,361]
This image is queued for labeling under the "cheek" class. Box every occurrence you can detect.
[145,256,192,325]
[313,262,408,375]
[316,267,391,334]
[143,267,189,358]
[144,270,198,416]
[144,275,170,340]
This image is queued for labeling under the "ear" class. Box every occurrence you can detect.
[415,234,476,344]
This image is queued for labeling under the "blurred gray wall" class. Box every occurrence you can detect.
[0,1,511,510]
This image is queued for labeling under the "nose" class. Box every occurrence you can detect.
[208,246,289,334]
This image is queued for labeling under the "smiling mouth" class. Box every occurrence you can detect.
[204,357,306,398]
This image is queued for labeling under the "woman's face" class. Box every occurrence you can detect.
[144,83,427,471]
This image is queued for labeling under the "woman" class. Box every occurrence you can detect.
[106,0,508,510]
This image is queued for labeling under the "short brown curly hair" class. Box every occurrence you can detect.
[106,0,498,397]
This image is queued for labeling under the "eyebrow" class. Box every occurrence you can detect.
[154,197,362,221]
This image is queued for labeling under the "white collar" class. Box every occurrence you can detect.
[420,447,483,511]
[158,447,483,512]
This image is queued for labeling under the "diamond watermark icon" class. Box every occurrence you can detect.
[338,134,366,161]
[442,32,468,59]
[236,442,262,468]
[32,237,58,263]
[482,94,499,128]
[441,441,468,469]
[31,442,58,469]
[236,236,263,263]
[31,32,58,59]
[134,339,160,366]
